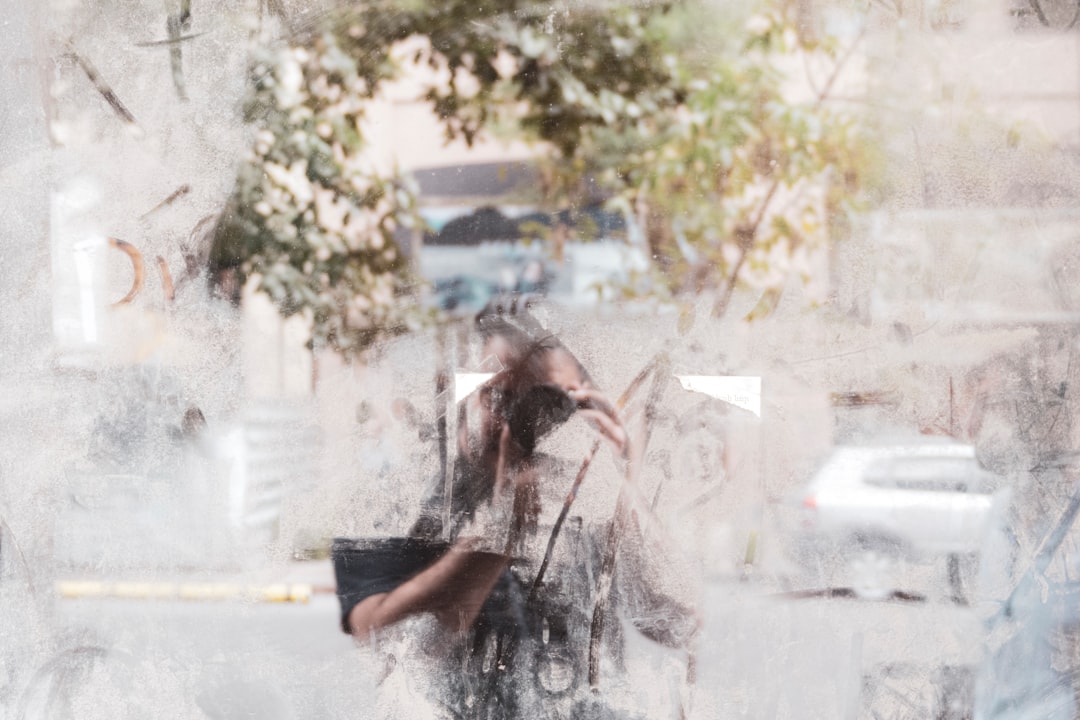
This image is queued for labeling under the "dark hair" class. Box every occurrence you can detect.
[475,296,592,389]
[474,297,596,454]
[412,298,589,540]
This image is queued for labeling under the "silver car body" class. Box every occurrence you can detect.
[798,442,1008,557]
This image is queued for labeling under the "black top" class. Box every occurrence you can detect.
[331,455,514,635]
[330,454,643,718]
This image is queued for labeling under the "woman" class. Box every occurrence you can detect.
[334,302,697,718]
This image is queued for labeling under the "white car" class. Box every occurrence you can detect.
[785,440,1011,599]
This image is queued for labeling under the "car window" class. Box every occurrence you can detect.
[863,457,995,493]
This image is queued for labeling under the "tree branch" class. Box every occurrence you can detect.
[710,23,866,319]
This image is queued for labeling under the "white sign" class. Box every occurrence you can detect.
[455,372,495,403]
[675,375,762,417]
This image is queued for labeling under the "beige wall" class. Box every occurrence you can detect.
[364,36,542,173]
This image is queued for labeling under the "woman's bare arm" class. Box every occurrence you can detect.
[348,542,511,639]
[349,426,532,641]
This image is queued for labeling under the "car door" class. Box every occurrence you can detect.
[867,454,976,554]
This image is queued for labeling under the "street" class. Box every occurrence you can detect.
[2,560,990,719]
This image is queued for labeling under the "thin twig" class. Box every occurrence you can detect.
[436,329,452,541]
[810,27,869,113]
[800,49,823,101]
[711,184,778,318]
[170,212,217,294]
[139,184,191,219]
[62,45,138,125]
[529,352,668,598]
[588,355,671,688]
[710,23,867,319]
[529,439,600,599]
[133,32,205,47]
[1029,0,1051,26]
[588,498,627,686]
[166,8,189,101]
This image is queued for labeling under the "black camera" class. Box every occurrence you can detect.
[505,384,580,454]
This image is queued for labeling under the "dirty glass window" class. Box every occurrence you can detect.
[8,0,1080,718]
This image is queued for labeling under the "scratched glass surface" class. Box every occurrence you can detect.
[4,0,1080,717]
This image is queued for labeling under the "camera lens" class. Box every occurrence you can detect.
[507,384,578,453]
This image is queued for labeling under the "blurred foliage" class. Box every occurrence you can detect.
[211,34,427,357]
[214,0,873,357]
[543,3,873,317]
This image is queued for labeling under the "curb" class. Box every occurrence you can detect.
[54,581,329,603]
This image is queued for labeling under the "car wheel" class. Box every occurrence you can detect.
[849,549,898,600]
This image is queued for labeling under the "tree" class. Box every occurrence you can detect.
[212,0,869,358]
[543,4,871,322]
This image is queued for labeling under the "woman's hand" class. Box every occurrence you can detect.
[568,386,628,457]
